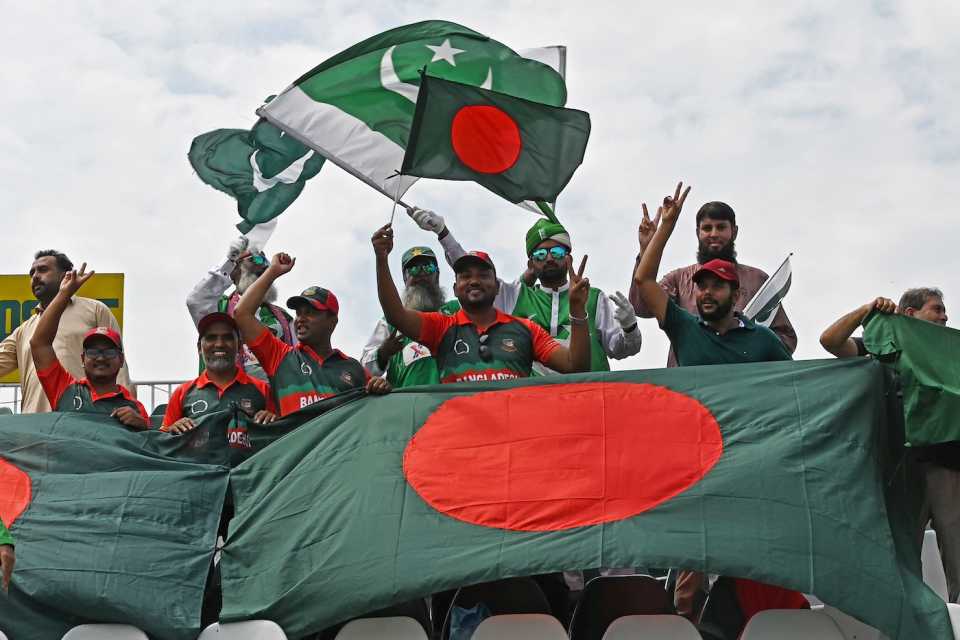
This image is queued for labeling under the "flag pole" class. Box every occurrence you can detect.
[387,170,405,226]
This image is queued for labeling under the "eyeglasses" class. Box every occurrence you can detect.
[530,246,569,262]
[478,334,492,362]
[246,253,269,267]
[84,347,120,359]
[405,262,438,277]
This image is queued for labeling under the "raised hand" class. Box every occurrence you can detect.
[568,255,590,313]
[60,263,95,296]
[870,297,897,315]
[658,181,692,227]
[406,207,446,236]
[268,253,296,277]
[638,202,661,251]
[371,224,394,258]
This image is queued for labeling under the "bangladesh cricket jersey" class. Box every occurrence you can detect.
[37,360,148,422]
[417,308,560,383]
[162,369,274,465]
[248,328,368,416]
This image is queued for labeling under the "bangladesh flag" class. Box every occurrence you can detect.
[0,412,230,639]
[401,74,590,204]
[864,312,960,446]
[220,358,950,639]
[189,116,325,233]
[257,20,566,207]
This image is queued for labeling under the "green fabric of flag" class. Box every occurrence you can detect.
[864,312,960,446]
[189,117,324,233]
[401,75,590,204]
[220,358,950,639]
[0,518,11,546]
[0,412,230,640]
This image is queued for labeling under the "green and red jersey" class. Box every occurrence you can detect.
[37,360,148,422]
[248,328,368,417]
[162,368,275,463]
[417,308,561,384]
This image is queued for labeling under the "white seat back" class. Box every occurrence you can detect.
[741,609,845,640]
[924,529,950,602]
[198,620,288,639]
[820,605,887,639]
[0,630,8,640]
[602,614,701,639]
[61,625,149,640]
[471,614,566,640]
[946,603,960,639]
[335,616,427,640]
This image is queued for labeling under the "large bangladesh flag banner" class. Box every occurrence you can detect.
[257,20,567,205]
[221,358,951,639]
[0,412,231,640]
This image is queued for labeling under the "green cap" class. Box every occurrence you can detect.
[401,246,437,267]
[525,219,571,256]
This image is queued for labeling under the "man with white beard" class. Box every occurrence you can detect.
[360,246,459,387]
[186,237,295,381]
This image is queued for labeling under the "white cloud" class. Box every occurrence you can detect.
[1,1,958,396]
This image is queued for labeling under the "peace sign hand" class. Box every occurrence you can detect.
[568,255,590,314]
[60,263,95,296]
[638,202,661,251]
[659,181,691,227]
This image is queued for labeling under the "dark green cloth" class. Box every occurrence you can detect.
[0,518,12,547]
[401,74,590,204]
[525,219,569,255]
[662,299,792,366]
[221,359,949,639]
[863,313,960,447]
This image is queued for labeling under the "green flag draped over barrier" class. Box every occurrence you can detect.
[0,412,231,639]
[864,313,960,447]
[220,358,950,639]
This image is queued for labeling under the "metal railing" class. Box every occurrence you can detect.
[0,380,188,415]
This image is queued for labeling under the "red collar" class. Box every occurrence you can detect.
[297,343,349,365]
[451,308,515,334]
[194,367,253,392]
[77,378,136,403]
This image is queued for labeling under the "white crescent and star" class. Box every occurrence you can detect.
[379,41,494,104]
[250,149,314,193]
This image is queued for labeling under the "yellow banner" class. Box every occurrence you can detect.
[0,274,124,383]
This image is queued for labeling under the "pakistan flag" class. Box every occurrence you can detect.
[258,20,566,204]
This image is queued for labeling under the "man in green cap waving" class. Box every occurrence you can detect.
[408,208,641,373]
[360,246,460,387]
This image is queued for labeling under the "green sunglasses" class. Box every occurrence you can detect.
[405,263,439,276]
[530,246,569,261]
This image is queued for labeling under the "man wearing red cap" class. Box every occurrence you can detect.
[161,312,278,464]
[233,253,390,417]
[372,224,592,382]
[29,264,148,429]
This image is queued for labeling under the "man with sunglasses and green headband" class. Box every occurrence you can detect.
[186,236,295,381]
[408,209,641,373]
[360,246,460,388]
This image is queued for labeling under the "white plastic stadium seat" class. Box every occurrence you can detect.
[0,630,8,640]
[820,605,886,640]
[198,620,288,639]
[602,614,701,639]
[471,614,567,640]
[335,616,427,640]
[947,603,960,640]
[924,529,950,602]
[61,625,149,640]
[740,610,845,640]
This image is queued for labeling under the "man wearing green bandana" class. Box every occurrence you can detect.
[408,209,641,373]
[360,246,460,387]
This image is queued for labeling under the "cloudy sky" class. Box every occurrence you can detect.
[2,1,958,398]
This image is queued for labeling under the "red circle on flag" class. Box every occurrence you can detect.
[450,105,522,174]
[0,457,31,528]
[403,382,724,532]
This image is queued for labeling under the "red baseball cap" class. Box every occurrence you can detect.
[453,251,496,273]
[693,259,739,285]
[83,326,123,350]
[286,286,340,315]
[197,312,238,337]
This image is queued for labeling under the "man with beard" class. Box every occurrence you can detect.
[30,264,148,429]
[634,183,796,622]
[628,200,796,366]
[373,224,592,383]
[0,250,131,413]
[407,209,640,373]
[360,246,460,387]
[186,236,295,380]
[234,253,390,417]
[161,312,277,465]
